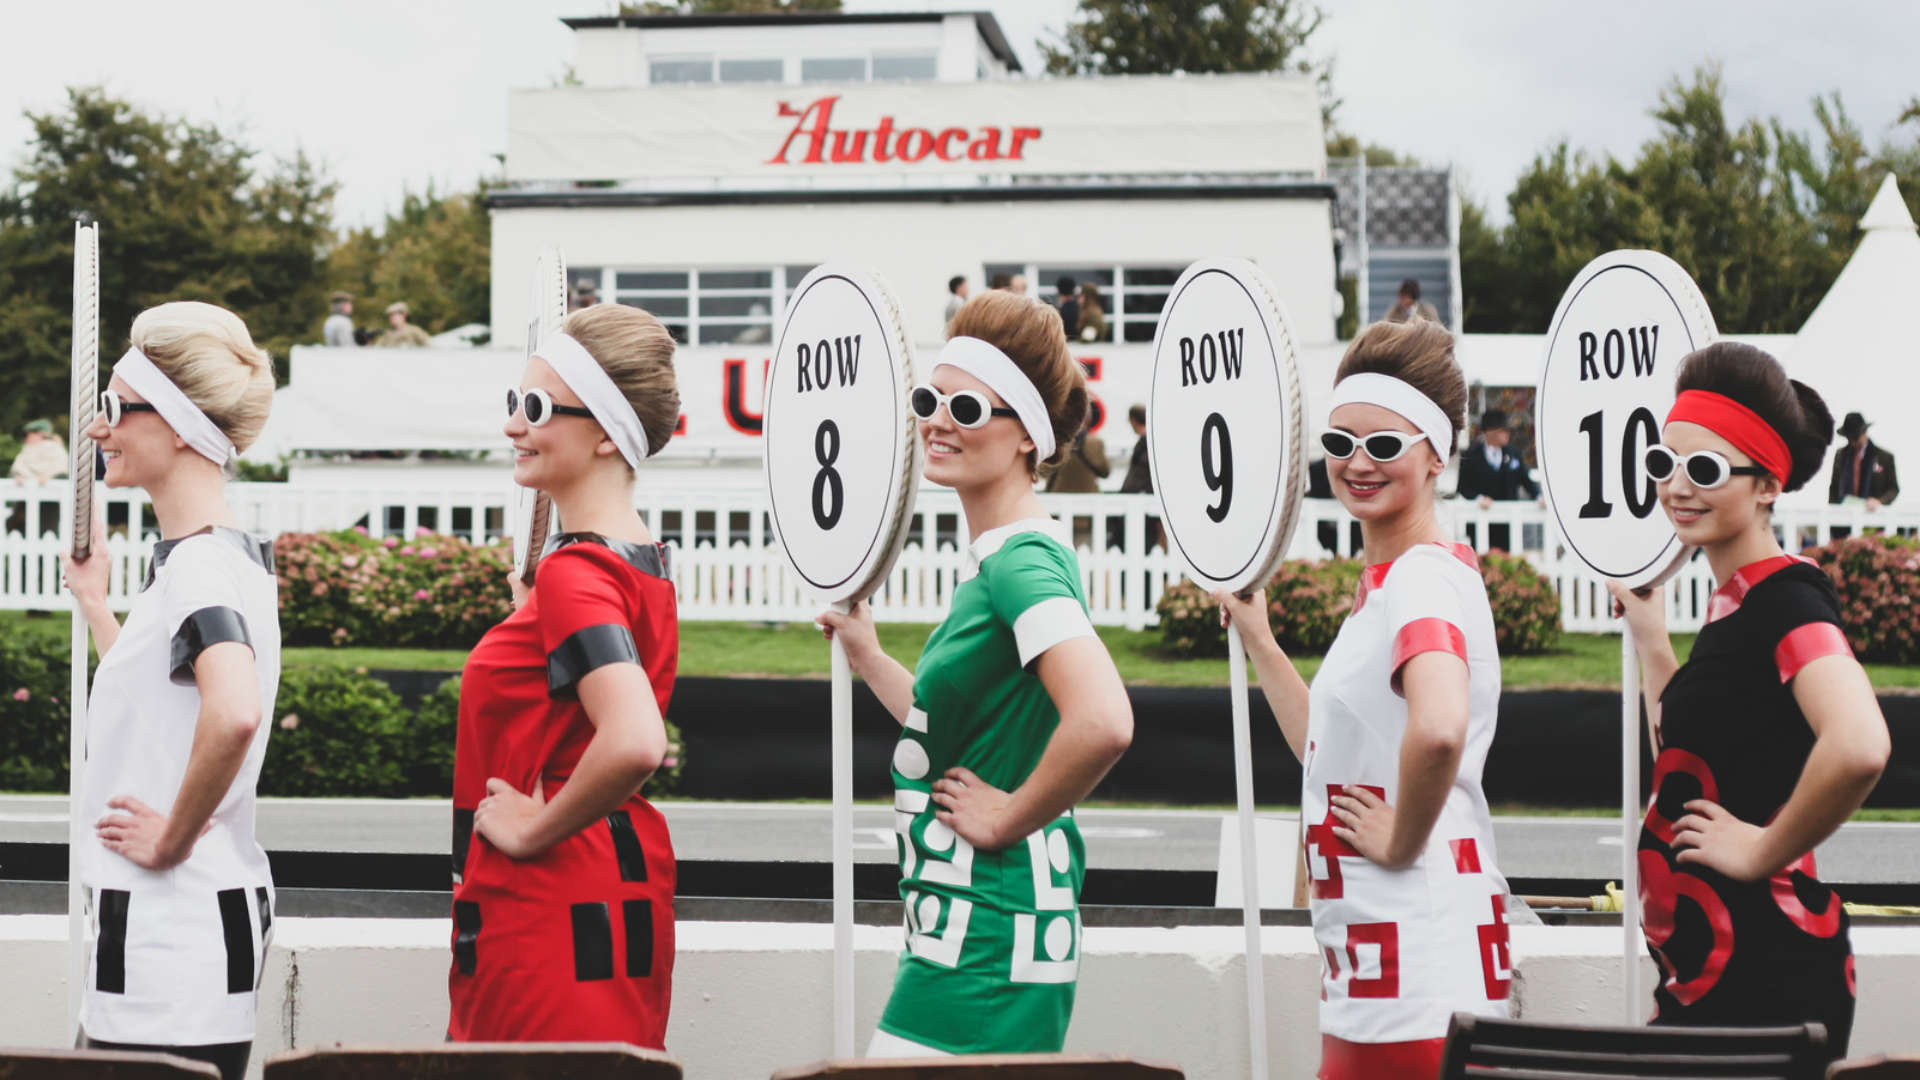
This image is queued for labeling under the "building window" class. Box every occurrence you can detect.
[982,264,1185,344]
[650,57,714,84]
[597,268,791,347]
[718,58,783,84]
[872,53,938,81]
[801,57,867,83]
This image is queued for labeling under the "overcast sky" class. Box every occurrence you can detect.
[5,1,1915,229]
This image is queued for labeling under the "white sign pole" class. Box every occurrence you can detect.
[1146,258,1305,1080]
[829,604,855,1057]
[68,217,99,1039]
[1536,249,1714,1025]
[1620,625,1641,1019]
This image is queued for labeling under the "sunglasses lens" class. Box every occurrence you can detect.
[1320,431,1356,458]
[1364,434,1407,461]
[505,389,519,419]
[910,386,938,420]
[948,392,986,427]
[1644,446,1676,481]
[523,390,549,426]
[1686,453,1728,488]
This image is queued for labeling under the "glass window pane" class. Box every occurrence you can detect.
[802,57,866,82]
[660,323,690,345]
[700,270,773,290]
[699,323,774,345]
[1123,267,1182,287]
[872,54,937,81]
[982,263,1026,291]
[616,271,688,291]
[618,296,688,318]
[718,58,783,83]
[1122,321,1159,343]
[700,296,774,318]
[1036,267,1115,288]
[784,265,819,289]
[1123,290,1170,316]
[650,59,713,84]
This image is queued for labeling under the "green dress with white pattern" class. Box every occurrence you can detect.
[876,517,1099,1053]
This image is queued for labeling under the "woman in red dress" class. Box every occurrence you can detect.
[449,303,683,1046]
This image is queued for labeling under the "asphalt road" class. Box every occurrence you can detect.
[4,796,1916,884]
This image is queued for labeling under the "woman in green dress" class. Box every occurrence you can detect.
[819,290,1135,1056]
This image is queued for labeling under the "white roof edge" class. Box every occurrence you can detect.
[1861,173,1915,232]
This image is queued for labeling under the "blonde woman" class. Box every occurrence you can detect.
[62,302,280,1080]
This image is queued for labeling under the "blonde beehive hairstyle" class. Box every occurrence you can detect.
[1333,319,1467,459]
[563,302,680,462]
[129,301,276,453]
[946,290,1089,477]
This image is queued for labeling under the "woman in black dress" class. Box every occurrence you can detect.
[1612,342,1889,1057]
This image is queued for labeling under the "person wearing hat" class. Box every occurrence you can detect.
[570,276,600,312]
[9,418,69,485]
[323,292,357,348]
[376,301,432,348]
[1827,412,1898,511]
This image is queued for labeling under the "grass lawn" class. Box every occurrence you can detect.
[6,610,1919,691]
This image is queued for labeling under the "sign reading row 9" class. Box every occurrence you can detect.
[763,265,920,604]
[1147,258,1306,595]
[1538,250,1716,589]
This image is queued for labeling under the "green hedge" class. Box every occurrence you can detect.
[274,529,514,649]
[0,634,73,791]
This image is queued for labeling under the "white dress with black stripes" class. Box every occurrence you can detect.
[79,528,281,1046]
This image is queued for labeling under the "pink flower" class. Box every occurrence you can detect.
[279,714,300,730]
[414,589,431,600]
[11,688,28,702]
[341,556,360,569]
[354,526,369,535]
[383,537,399,548]
[416,526,432,537]
[418,547,439,559]
[400,546,414,556]
[661,756,679,770]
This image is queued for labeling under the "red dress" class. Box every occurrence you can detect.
[449,536,678,1045]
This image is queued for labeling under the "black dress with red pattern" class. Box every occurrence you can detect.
[1639,555,1857,1056]
[449,535,679,1046]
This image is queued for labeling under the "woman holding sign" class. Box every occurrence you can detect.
[1610,342,1888,1057]
[60,302,280,1080]
[449,303,682,1047]
[819,291,1134,1056]
[1218,320,1512,1079]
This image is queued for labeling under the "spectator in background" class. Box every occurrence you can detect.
[571,276,600,312]
[1045,420,1110,550]
[1115,403,1161,551]
[1054,276,1080,336]
[1077,282,1108,342]
[944,275,970,324]
[9,419,68,485]
[1828,411,1898,510]
[1385,278,1440,324]
[1457,408,1540,552]
[323,292,356,347]
[376,301,432,347]
[1009,272,1029,297]
[987,271,1012,291]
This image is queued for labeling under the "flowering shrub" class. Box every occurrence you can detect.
[262,666,412,796]
[275,530,514,649]
[1153,580,1227,657]
[0,633,72,791]
[1268,557,1365,654]
[1479,551,1562,655]
[1804,534,1920,663]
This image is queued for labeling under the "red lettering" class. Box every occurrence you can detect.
[829,129,868,163]
[896,128,934,163]
[871,116,896,162]
[934,127,969,161]
[722,358,769,435]
[967,127,1004,161]
[1007,126,1041,159]
[766,97,839,165]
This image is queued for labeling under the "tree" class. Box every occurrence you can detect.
[325,184,492,341]
[621,0,841,13]
[1044,0,1328,97]
[0,88,336,438]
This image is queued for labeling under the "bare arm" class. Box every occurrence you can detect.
[933,634,1133,851]
[1215,588,1310,760]
[97,642,259,869]
[1383,653,1468,866]
[1609,582,1679,748]
[474,661,666,859]
[817,600,917,723]
[59,515,121,654]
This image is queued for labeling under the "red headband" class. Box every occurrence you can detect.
[1666,390,1790,485]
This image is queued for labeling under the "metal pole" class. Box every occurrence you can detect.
[1621,624,1642,1021]
[830,603,855,1056]
[1228,630,1270,1080]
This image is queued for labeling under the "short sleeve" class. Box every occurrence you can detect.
[1763,572,1854,684]
[537,547,640,699]
[983,535,1095,668]
[1382,547,1470,696]
[162,540,253,686]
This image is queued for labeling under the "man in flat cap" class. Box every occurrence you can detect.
[376,301,432,347]
[9,419,68,486]
[1828,411,1898,510]
[324,291,357,348]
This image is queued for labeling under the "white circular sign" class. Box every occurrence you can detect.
[512,246,569,576]
[1147,258,1306,594]
[1539,250,1716,588]
[763,265,920,603]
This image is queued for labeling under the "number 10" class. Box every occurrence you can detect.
[1576,407,1658,520]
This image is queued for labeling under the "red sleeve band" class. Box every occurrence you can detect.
[1775,622,1852,683]
[1391,617,1467,689]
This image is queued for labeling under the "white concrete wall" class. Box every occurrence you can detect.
[489,198,1340,349]
[4,916,1916,1079]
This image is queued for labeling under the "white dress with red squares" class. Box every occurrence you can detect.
[1301,541,1512,1075]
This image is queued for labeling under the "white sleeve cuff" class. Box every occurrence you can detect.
[1011,595,1096,668]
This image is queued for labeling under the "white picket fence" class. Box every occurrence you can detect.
[4,480,1916,633]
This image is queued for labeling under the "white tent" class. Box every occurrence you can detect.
[1781,173,1920,508]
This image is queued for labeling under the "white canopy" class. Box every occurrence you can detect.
[1782,174,1920,507]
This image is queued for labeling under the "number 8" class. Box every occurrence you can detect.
[812,419,844,530]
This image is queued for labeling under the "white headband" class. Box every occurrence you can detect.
[534,332,651,469]
[932,336,1056,461]
[111,347,237,466]
[1328,372,1454,462]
